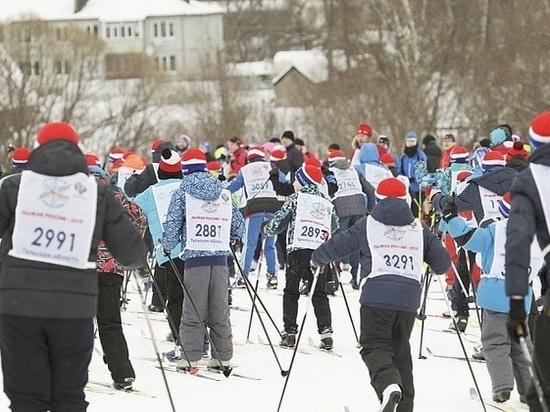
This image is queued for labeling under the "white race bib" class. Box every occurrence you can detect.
[152,182,180,226]
[330,167,362,199]
[367,216,424,282]
[241,162,276,201]
[363,164,392,189]
[11,171,97,269]
[478,186,501,224]
[185,190,232,252]
[292,193,333,250]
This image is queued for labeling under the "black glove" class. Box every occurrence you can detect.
[507,298,528,342]
[442,198,458,222]
[269,165,280,179]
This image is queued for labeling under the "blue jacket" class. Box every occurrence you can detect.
[447,216,532,313]
[134,178,182,266]
[312,197,450,312]
[399,149,427,192]
[162,172,245,268]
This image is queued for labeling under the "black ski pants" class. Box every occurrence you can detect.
[0,314,93,412]
[360,305,416,412]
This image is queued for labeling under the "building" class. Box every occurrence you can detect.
[0,0,225,80]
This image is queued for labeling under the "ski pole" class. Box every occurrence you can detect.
[437,272,487,412]
[164,253,232,377]
[230,244,287,376]
[246,234,266,343]
[231,244,283,339]
[464,250,483,328]
[417,266,433,359]
[519,336,550,412]
[130,269,177,412]
[277,266,322,412]
[120,270,132,311]
[331,262,359,345]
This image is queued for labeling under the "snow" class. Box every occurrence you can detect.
[0,269,527,411]
[228,61,273,78]
[0,0,224,23]
[273,50,328,85]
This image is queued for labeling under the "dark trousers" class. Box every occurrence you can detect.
[283,249,331,333]
[450,249,473,316]
[163,258,185,343]
[336,215,362,280]
[360,306,415,412]
[527,302,550,411]
[150,263,167,308]
[276,229,288,268]
[0,314,93,412]
[97,273,134,382]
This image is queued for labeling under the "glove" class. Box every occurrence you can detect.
[310,260,325,274]
[269,165,280,179]
[507,298,528,343]
[442,198,458,222]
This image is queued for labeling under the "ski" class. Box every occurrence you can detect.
[425,327,479,343]
[87,380,155,398]
[344,407,351,412]
[155,365,221,381]
[257,335,311,355]
[426,347,484,363]
[85,384,114,395]
[470,387,528,411]
[206,366,261,381]
[307,337,342,357]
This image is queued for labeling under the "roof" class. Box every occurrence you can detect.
[272,50,328,85]
[227,61,273,78]
[0,0,224,23]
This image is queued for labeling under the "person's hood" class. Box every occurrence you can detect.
[358,143,380,164]
[182,171,223,201]
[529,142,550,166]
[423,141,442,156]
[26,140,88,176]
[472,166,519,195]
[331,159,351,170]
[152,141,175,163]
[371,197,415,226]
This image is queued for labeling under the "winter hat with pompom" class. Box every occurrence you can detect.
[529,111,550,150]
[481,151,506,172]
[295,165,323,186]
[158,149,182,179]
[180,148,206,175]
[11,147,31,168]
[36,122,79,146]
[375,177,408,202]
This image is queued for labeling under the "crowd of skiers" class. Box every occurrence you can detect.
[0,113,549,412]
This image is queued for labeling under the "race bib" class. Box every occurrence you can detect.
[152,182,180,225]
[185,190,232,252]
[241,162,276,200]
[11,171,97,269]
[367,216,423,282]
[478,186,501,224]
[292,193,333,250]
[331,167,362,199]
[363,164,392,189]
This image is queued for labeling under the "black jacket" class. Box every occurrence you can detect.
[124,141,174,197]
[506,143,550,297]
[423,141,442,173]
[0,140,147,319]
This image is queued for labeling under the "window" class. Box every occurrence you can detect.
[169,55,176,71]
[153,23,158,37]
[120,26,125,37]
[151,20,175,38]
[169,22,174,36]
[161,22,166,37]
[32,61,40,75]
[106,27,111,38]
[127,26,132,37]
[54,60,71,75]
[162,56,167,71]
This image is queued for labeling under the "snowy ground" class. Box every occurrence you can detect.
[0,268,530,412]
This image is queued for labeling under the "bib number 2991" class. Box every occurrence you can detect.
[31,227,75,251]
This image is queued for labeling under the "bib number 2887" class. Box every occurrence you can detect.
[31,227,75,251]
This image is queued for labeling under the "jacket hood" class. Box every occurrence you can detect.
[472,166,518,194]
[331,159,351,170]
[371,197,415,226]
[182,171,223,201]
[529,142,550,166]
[152,141,175,163]
[358,143,380,164]
[26,140,88,177]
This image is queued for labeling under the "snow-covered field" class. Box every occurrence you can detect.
[0,268,529,411]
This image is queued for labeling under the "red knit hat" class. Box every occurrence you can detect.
[529,111,550,149]
[304,157,321,168]
[295,165,323,186]
[108,147,124,163]
[450,146,469,164]
[506,141,528,162]
[356,123,372,137]
[481,151,505,171]
[270,148,287,162]
[379,153,395,167]
[375,177,408,201]
[11,147,31,168]
[36,122,79,146]
[206,161,222,172]
[159,149,181,174]
[456,170,473,182]
[247,146,265,161]
[180,148,206,175]
[328,150,346,164]
[84,153,100,167]
[151,139,166,153]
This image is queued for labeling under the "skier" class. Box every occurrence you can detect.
[161,149,244,370]
[311,177,450,412]
[265,165,339,349]
[0,122,146,411]
[506,111,550,411]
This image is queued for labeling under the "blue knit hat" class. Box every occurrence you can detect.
[180,148,206,175]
